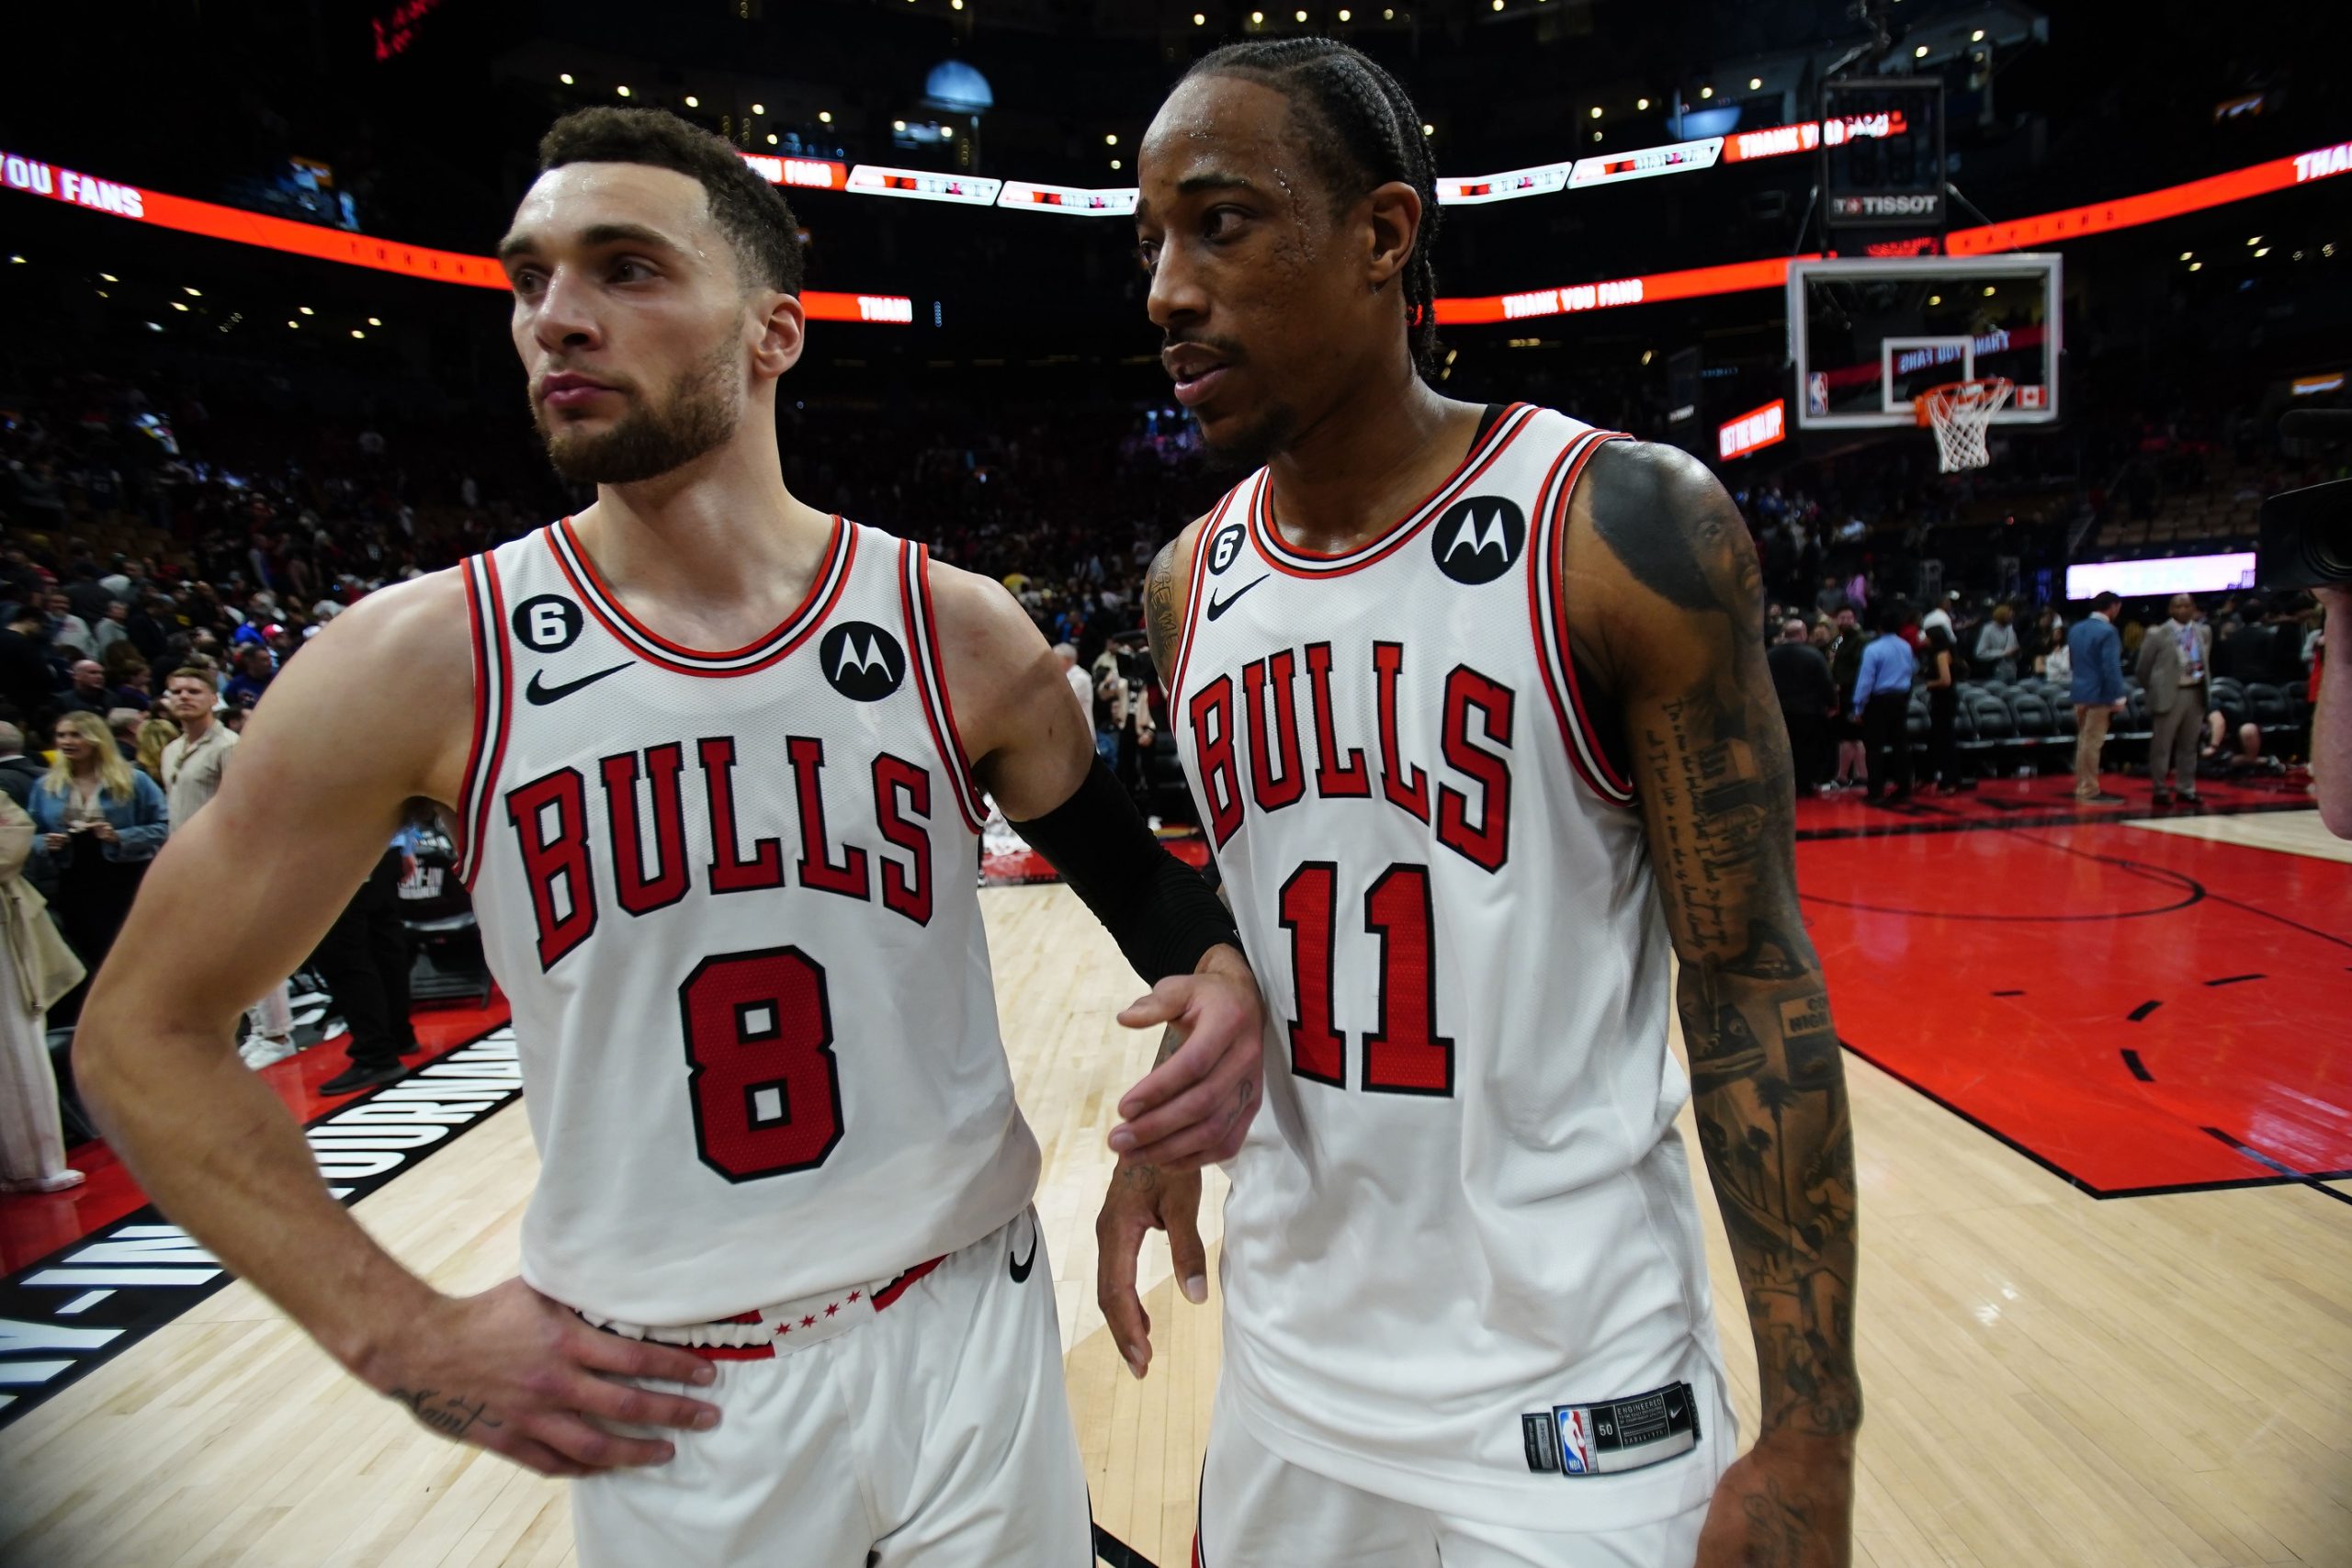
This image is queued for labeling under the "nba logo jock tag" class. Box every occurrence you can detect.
[1521,1382,1700,1477]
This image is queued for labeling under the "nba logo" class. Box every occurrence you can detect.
[1555,1407,1595,1475]
[1807,372,1828,418]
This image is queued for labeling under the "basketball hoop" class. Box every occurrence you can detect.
[1915,378,2013,472]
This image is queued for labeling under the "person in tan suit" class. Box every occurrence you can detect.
[2136,592,2213,807]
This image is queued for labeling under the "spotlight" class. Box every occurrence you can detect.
[752,103,765,115]
[1296,7,1307,17]
[352,330,366,339]
[300,306,315,316]
[894,119,907,130]
[2247,235,2261,246]
[6,255,23,265]
[1111,159,1123,170]
[368,316,382,326]
[684,96,699,107]
[819,111,832,123]
[1337,7,1349,17]
[1250,10,1262,20]
[1700,85,1713,98]
[1421,122,1434,135]
[1590,131,1601,142]
[1589,107,1601,118]
[1195,10,1206,19]
[1636,96,1649,110]
[1983,285,1996,297]
[288,320,300,329]
[1972,28,1984,40]
[2188,262,2204,272]
[185,286,201,296]
[2179,252,2192,262]
[1928,294,1941,306]
[171,301,187,312]
[767,133,778,145]
[1913,44,1928,57]
[2254,246,2270,257]
[560,73,573,85]
[100,273,118,282]
[1106,133,1118,145]
[616,85,631,96]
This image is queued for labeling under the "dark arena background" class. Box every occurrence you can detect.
[2,1,2348,1564]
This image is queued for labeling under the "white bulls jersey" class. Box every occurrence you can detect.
[1168,405,1732,1531]
[455,517,1038,1326]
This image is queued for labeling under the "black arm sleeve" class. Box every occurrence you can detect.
[1006,757,1241,984]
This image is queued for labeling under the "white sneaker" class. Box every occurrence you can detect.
[240,1035,299,1069]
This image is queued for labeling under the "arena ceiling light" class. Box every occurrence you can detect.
[819,111,832,123]
[559,73,573,85]
[616,85,630,97]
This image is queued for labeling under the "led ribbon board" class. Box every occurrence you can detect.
[843,164,1002,206]
[1436,162,1574,206]
[0,148,911,321]
[996,181,1138,216]
[740,154,850,192]
[1566,137,1724,189]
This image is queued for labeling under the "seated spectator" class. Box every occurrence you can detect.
[46,592,94,660]
[24,711,169,1024]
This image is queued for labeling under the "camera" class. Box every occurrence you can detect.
[2259,409,2352,589]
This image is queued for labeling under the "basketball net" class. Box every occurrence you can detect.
[1917,378,2013,472]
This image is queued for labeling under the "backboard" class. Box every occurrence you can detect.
[1788,254,2061,430]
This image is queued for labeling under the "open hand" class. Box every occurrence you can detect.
[1095,1156,1205,1380]
[1108,945,1265,1170]
[358,1276,722,1477]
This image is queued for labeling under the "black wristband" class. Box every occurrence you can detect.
[1007,758,1240,984]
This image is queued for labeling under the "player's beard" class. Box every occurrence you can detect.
[537,338,741,486]
[1199,398,1301,479]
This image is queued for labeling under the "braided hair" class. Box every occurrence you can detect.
[1182,39,1444,381]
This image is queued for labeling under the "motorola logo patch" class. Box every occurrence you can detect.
[1430,496,1527,585]
[820,622,907,701]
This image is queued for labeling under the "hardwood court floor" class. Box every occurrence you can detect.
[1,814,2346,1566]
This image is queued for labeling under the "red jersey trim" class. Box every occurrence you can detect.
[458,552,516,887]
[1248,403,1538,580]
[1527,430,1638,807]
[898,543,989,835]
[1164,484,1243,711]
[547,514,854,678]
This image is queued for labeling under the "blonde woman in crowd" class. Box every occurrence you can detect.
[25,711,169,1023]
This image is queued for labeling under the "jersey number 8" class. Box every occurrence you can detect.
[679,946,845,1181]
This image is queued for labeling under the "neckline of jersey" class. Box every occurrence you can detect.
[548,513,850,669]
[1250,402,1532,574]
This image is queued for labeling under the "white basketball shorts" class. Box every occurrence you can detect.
[1196,1382,1713,1568]
[570,1206,1090,1568]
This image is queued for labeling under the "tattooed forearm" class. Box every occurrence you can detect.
[390,1386,503,1439]
[1592,442,1860,1448]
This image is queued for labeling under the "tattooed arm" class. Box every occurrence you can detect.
[1566,441,1860,1567]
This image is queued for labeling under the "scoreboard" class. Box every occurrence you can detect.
[1820,78,1946,231]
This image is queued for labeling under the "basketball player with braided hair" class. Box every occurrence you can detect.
[1096,39,1860,1567]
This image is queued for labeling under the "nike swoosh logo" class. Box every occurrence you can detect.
[1008,1220,1038,1284]
[1205,574,1269,621]
[524,663,628,705]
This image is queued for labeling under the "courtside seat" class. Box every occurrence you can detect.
[2007,689,2057,741]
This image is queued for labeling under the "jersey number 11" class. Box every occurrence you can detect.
[1277,862,1454,1097]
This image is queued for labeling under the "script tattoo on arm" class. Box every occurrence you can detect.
[1143,535,1186,682]
[389,1386,503,1441]
[1587,444,1862,1454]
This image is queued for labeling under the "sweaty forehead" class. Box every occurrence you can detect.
[1140,74,1314,188]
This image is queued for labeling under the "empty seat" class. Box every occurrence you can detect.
[2007,690,2056,738]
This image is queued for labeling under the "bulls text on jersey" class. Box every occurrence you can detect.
[1184,639,1515,874]
[506,735,941,972]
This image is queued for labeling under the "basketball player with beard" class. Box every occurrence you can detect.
[1095,40,1860,1568]
[75,107,1266,1567]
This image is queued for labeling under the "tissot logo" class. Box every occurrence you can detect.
[820,622,907,701]
[1430,496,1528,584]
